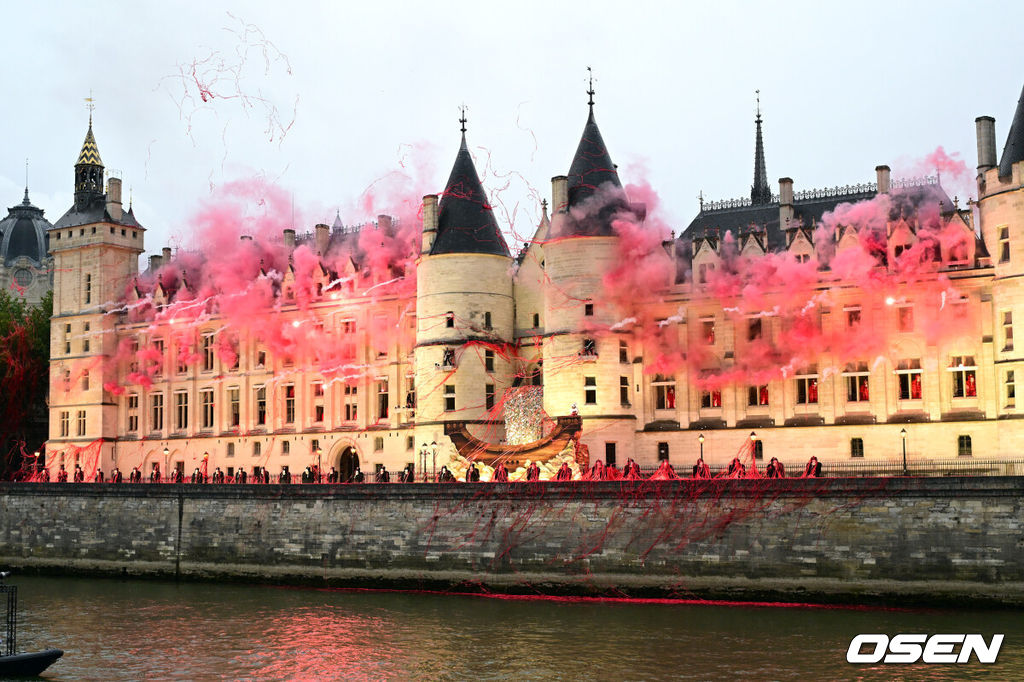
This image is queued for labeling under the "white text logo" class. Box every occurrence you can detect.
[847,634,1004,664]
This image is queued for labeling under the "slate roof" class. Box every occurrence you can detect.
[430,133,509,257]
[567,105,622,209]
[0,189,51,265]
[999,83,1024,179]
[682,182,954,253]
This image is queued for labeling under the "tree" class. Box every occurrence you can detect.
[0,289,51,478]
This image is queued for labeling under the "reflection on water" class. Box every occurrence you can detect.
[9,576,1023,680]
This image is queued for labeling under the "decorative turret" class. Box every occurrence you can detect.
[751,91,772,205]
[74,113,105,211]
[430,109,509,257]
[566,72,622,211]
[415,111,515,451]
[998,83,1024,180]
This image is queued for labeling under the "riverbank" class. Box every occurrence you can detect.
[2,478,1022,607]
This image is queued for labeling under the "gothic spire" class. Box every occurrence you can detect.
[751,90,771,205]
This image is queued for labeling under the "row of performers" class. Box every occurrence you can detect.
[40,456,824,484]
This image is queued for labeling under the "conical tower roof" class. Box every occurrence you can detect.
[999,83,1024,179]
[76,116,103,167]
[567,105,621,208]
[431,132,509,257]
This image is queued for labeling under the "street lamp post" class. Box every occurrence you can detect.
[698,433,704,461]
[749,431,757,464]
[431,441,438,482]
[420,443,427,482]
[901,428,908,476]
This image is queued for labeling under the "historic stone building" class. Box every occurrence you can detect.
[45,82,1024,480]
[0,186,53,307]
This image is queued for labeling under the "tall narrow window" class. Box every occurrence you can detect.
[344,384,358,421]
[59,411,70,437]
[1003,311,1014,351]
[82,322,90,353]
[898,305,914,332]
[484,311,492,328]
[485,383,495,410]
[81,370,89,391]
[445,311,454,328]
[76,410,86,436]
[485,350,495,372]
[200,389,214,430]
[284,385,296,424]
[175,391,189,430]
[151,393,164,431]
[84,273,92,305]
[228,387,240,427]
[227,443,235,458]
[202,334,215,372]
[377,379,389,420]
[701,318,715,344]
[584,302,594,316]
[255,386,267,426]
[584,377,597,405]
[127,394,139,432]
[153,339,164,378]
[620,376,630,406]
[619,341,629,364]
[312,381,325,423]
[1007,370,1016,407]
[850,438,865,458]
[605,442,617,466]
[444,385,455,412]
[999,226,1010,263]
[950,355,977,398]
[532,313,539,328]
[747,318,762,341]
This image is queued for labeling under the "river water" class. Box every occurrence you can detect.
[5,576,1022,680]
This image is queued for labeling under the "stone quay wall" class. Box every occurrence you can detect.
[1,478,1022,607]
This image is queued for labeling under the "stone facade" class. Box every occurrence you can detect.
[1,479,1023,605]
[44,85,1024,480]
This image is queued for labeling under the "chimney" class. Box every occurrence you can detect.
[976,116,997,173]
[551,176,569,213]
[315,223,330,255]
[106,177,123,221]
[778,177,794,230]
[149,254,162,271]
[162,247,172,263]
[377,214,393,233]
[421,195,438,254]
[283,228,296,249]
[875,165,891,194]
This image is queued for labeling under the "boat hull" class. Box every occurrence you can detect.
[0,648,64,676]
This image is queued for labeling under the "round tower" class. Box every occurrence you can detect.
[976,83,1024,449]
[542,95,637,466]
[414,121,514,458]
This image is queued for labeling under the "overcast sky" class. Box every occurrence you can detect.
[4,1,1023,256]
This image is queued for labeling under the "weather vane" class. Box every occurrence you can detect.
[586,66,595,107]
[458,104,467,134]
[755,89,761,120]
